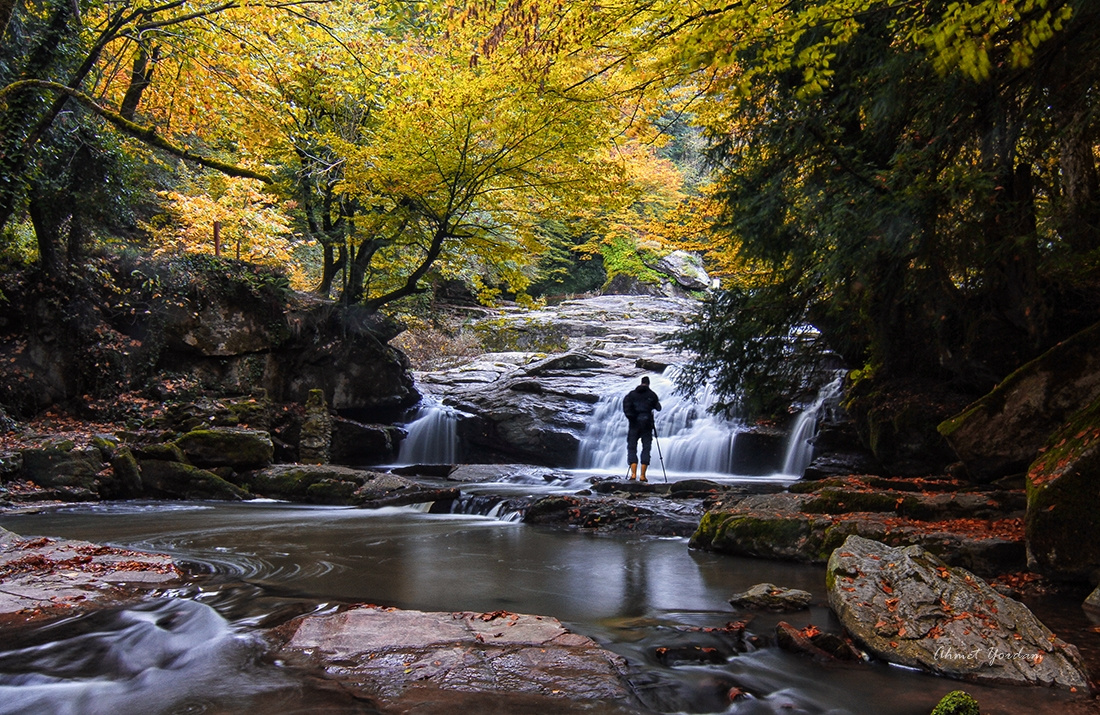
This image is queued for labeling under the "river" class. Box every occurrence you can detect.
[0,499,1088,714]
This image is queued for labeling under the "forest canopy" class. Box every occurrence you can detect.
[2,0,1098,416]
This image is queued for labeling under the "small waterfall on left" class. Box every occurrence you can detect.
[396,395,459,465]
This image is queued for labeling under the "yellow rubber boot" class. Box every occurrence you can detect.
[639,464,648,483]
[629,463,638,480]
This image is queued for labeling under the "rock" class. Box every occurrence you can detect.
[1084,585,1100,612]
[103,447,143,498]
[446,463,564,484]
[691,481,1027,576]
[175,428,274,470]
[774,621,862,661]
[802,451,883,480]
[330,416,402,465]
[650,250,712,292]
[20,445,104,491]
[352,472,459,508]
[938,321,1100,481]
[827,535,1089,689]
[0,451,22,480]
[728,583,812,612]
[246,464,367,503]
[137,459,249,500]
[0,526,182,624]
[1024,398,1100,580]
[298,389,332,464]
[930,690,981,715]
[523,494,699,536]
[269,605,639,712]
[246,464,454,507]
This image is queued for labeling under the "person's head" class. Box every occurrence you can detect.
[640,376,650,386]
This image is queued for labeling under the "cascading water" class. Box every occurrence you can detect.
[395,395,460,465]
[575,368,742,476]
[780,373,846,476]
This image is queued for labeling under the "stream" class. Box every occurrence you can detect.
[0,499,1090,715]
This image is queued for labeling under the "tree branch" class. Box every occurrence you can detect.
[1,79,272,183]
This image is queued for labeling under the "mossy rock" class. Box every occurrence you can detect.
[939,320,1100,481]
[1024,398,1100,579]
[472,317,569,353]
[103,447,143,499]
[691,510,826,561]
[248,464,367,504]
[175,428,274,470]
[133,442,189,463]
[138,459,249,500]
[20,446,104,490]
[930,690,980,715]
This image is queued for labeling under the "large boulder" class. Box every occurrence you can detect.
[827,536,1089,689]
[174,428,274,470]
[1024,398,1100,581]
[137,459,249,501]
[269,605,639,713]
[19,443,104,491]
[938,321,1100,481]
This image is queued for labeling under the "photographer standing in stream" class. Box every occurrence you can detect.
[622,375,662,482]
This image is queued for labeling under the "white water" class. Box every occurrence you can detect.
[395,395,459,465]
[780,374,846,476]
[576,369,743,476]
[396,367,841,479]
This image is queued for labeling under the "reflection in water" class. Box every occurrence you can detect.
[0,502,1088,715]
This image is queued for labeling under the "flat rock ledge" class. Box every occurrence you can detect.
[0,526,182,625]
[827,535,1089,690]
[269,605,642,714]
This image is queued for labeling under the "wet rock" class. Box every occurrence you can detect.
[446,463,565,484]
[653,645,726,666]
[728,583,812,612]
[827,535,1089,689]
[1024,398,1100,581]
[352,472,459,508]
[938,321,1100,481]
[175,427,274,470]
[523,494,698,536]
[0,526,182,624]
[138,459,249,500]
[268,605,639,712]
[775,622,863,661]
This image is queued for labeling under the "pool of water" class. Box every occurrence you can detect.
[0,501,1093,714]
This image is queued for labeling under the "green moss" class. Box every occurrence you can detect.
[930,690,980,715]
[802,488,903,514]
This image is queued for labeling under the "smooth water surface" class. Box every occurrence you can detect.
[0,501,1089,714]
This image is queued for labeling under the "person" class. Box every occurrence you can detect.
[622,375,661,482]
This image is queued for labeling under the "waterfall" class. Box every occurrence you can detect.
[779,374,846,476]
[575,368,742,476]
[395,395,459,465]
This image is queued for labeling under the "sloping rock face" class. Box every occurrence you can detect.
[1024,399,1100,580]
[827,536,1089,689]
[938,321,1100,481]
[269,605,640,713]
[416,295,698,465]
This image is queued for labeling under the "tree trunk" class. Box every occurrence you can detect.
[119,44,159,121]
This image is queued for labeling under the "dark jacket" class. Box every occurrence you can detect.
[622,384,661,426]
